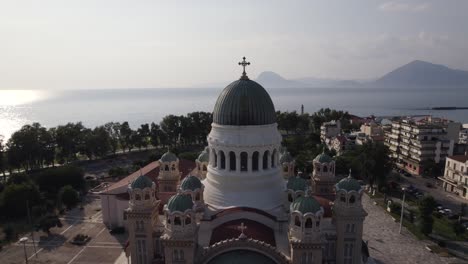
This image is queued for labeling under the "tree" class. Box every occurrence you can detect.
[420,159,440,178]
[150,122,161,147]
[0,134,6,180]
[104,122,121,154]
[34,166,85,199]
[59,185,79,209]
[137,124,150,149]
[418,195,437,235]
[36,214,62,235]
[0,183,41,218]
[55,122,86,163]
[119,122,133,152]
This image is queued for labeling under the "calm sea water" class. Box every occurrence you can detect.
[1,87,468,140]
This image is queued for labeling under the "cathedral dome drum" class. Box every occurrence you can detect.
[286,176,307,192]
[130,174,154,189]
[197,147,210,163]
[290,195,323,214]
[212,79,276,126]
[314,152,333,163]
[167,193,194,213]
[160,151,178,163]
[279,151,294,164]
[180,175,203,191]
[336,176,362,192]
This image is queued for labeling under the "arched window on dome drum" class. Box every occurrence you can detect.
[229,152,236,171]
[288,193,293,202]
[135,194,141,201]
[203,165,207,171]
[240,152,248,171]
[145,193,150,200]
[295,215,301,227]
[195,193,200,201]
[220,151,226,169]
[305,218,313,228]
[252,151,259,171]
[165,165,169,171]
[263,150,269,170]
[323,165,328,173]
[283,165,288,172]
[271,149,277,168]
[213,151,218,168]
[174,216,181,225]
[185,216,191,225]
[349,195,356,204]
[171,164,176,171]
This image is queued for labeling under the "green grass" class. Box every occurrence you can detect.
[432,217,468,241]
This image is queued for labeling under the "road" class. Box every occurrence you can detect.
[401,175,466,214]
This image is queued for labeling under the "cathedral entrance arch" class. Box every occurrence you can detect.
[199,238,289,264]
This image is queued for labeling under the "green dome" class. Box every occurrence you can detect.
[180,175,202,191]
[213,79,276,126]
[280,152,294,163]
[336,176,361,192]
[131,175,154,189]
[287,176,307,192]
[167,193,194,212]
[160,151,178,162]
[290,195,322,214]
[197,147,210,163]
[314,152,332,163]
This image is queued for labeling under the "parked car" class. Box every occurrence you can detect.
[443,209,452,214]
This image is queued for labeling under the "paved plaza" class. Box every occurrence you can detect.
[362,194,464,264]
[0,198,128,264]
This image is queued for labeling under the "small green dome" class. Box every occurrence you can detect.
[180,175,202,191]
[280,152,294,163]
[167,193,194,212]
[131,175,154,189]
[287,176,307,192]
[290,195,322,214]
[314,152,332,163]
[212,79,276,126]
[197,147,210,163]
[336,176,361,192]
[160,151,178,162]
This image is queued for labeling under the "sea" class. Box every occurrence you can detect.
[1,87,468,140]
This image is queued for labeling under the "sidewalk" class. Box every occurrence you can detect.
[362,194,458,264]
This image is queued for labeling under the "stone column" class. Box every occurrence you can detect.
[236,153,241,173]
[247,152,252,172]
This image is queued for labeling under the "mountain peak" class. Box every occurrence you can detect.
[374,60,468,87]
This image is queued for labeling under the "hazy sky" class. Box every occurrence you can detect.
[1,0,468,89]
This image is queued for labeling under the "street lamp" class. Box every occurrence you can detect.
[19,237,29,264]
[399,187,406,234]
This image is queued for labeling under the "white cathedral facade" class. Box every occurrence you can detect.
[124,58,368,264]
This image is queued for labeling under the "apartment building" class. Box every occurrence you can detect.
[384,117,460,175]
[439,155,468,200]
[320,120,341,142]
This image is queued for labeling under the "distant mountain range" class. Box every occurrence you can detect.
[372,60,468,87]
[252,60,468,88]
[196,60,468,88]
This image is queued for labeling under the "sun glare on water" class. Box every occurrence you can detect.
[0,90,48,106]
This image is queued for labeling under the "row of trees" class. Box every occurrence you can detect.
[0,112,213,174]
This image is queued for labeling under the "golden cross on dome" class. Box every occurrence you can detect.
[238,57,250,79]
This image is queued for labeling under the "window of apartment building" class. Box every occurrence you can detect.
[454,163,457,170]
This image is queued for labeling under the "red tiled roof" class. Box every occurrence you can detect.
[101,159,196,195]
[209,219,276,246]
[448,155,468,163]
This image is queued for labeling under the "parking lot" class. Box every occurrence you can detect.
[0,197,128,264]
